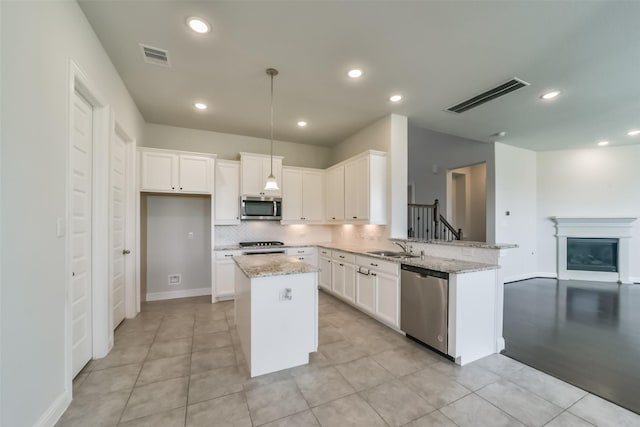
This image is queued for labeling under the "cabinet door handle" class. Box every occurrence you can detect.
[225,254,233,257]
[370,263,378,267]
[339,263,344,266]
[297,250,304,253]
[353,216,357,219]
[332,217,336,220]
[339,255,345,259]
[371,272,377,276]
[172,186,175,190]
[122,249,131,255]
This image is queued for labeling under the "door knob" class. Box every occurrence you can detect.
[122,249,131,255]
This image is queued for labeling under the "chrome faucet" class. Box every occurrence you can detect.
[394,241,408,253]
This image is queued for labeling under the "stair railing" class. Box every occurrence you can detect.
[408,199,463,241]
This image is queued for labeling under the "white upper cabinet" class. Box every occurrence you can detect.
[179,155,211,193]
[214,160,241,225]
[141,151,177,192]
[139,148,213,194]
[325,165,345,221]
[282,167,324,223]
[240,152,283,197]
[327,151,387,225]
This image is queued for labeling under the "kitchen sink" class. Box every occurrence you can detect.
[366,250,420,259]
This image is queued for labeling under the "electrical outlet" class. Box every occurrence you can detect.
[279,288,292,301]
[168,274,181,286]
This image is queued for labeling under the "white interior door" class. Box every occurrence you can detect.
[71,91,93,377]
[111,129,128,329]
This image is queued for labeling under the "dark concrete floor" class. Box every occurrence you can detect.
[503,278,640,415]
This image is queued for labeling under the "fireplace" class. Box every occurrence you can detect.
[552,217,636,283]
[567,238,618,273]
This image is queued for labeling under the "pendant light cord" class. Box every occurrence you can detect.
[269,71,274,176]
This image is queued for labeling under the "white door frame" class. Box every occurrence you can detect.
[112,120,139,319]
[65,60,112,393]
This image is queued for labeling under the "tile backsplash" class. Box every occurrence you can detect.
[214,222,333,246]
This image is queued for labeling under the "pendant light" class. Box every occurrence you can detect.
[264,68,279,191]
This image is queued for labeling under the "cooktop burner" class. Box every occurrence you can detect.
[239,241,284,247]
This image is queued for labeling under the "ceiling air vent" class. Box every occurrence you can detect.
[446,77,529,114]
[139,43,171,67]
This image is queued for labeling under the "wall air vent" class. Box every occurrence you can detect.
[446,77,529,114]
[139,43,171,67]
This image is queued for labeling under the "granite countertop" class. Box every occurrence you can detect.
[391,238,518,250]
[234,254,319,279]
[218,242,499,274]
[316,243,497,274]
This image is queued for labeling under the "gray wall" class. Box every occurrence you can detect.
[144,123,332,169]
[146,195,211,297]
[408,125,496,242]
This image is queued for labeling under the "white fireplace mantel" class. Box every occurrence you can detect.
[552,217,637,283]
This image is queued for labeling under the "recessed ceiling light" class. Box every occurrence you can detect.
[541,91,560,100]
[347,69,363,79]
[194,102,207,110]
[627,130,640,136]
[187,17,210,34]
[297,121,308,127]
[389,94,403,102]
[597,140,609,146]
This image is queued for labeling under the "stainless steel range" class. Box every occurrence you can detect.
[239,241,285,255]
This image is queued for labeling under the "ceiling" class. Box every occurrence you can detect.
[78,1,640,151]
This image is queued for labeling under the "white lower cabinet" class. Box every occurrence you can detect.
[214,250,241,300]
[286,247,317,267]
[318,248,402,329]
[356,255,400,328]
[355,270,376,315]
[331,251,356,303]
[318,249,332,291]
[374,271,400,327]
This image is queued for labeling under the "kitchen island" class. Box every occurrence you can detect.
[234,254,318,377]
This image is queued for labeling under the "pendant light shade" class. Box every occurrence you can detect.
[264,68,279,191]
[264,175,279,190]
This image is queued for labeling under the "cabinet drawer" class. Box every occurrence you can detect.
[318,248,331,257]
[215,250,241,260]
[332,251,355,264]
[286,247,316,256]
[356,256,399,276]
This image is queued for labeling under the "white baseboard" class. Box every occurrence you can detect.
[146,287,211,301]
[629,276,640,284]
[34,389,72,427]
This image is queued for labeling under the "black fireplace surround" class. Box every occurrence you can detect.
[567,238,618,272]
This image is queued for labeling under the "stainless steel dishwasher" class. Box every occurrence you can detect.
[400,264,449,354]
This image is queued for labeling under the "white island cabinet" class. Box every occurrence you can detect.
[234,254,318,377]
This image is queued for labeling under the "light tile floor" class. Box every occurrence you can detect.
[58,291,640,427]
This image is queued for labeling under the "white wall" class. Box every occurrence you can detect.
[536,145,640,281]
[1,2,145,426]
[146,196,211,299]
[408,125,496,242]
[144,123,332,169]
[494,143,537,282]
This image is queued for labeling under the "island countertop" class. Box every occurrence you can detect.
[234,254,319,279]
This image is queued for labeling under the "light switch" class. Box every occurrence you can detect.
[188,232,194,240]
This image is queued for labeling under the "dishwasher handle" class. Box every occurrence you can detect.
[401,264,449,280]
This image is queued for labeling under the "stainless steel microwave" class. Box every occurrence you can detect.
[240,196,282,220]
